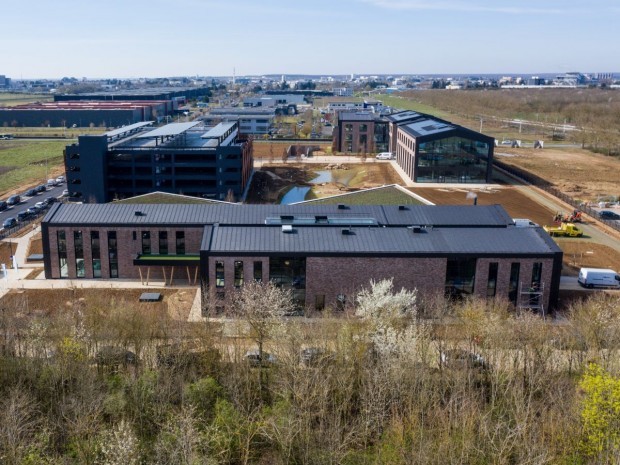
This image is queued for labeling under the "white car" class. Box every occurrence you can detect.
[376,152,394,160]
[56,176,65,184]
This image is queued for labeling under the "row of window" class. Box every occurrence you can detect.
[58,230,117,279]
[215,260,262,288]
[137,231,185,255]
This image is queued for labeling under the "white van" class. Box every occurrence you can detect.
[578,268,620,289]
[376,152,394,160]
[512,218,539,228]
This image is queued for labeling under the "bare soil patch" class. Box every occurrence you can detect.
[0,287,195,322]
[0,241,16,265]
[495,147,620,202]
[27,233,42,256]
[559,241,620,277]
[411,186,555,227]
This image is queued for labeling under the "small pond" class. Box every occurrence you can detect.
[279,170,333,204]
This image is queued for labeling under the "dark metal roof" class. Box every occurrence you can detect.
[44,203,513,228]
[385,110,425,123]
[206,225,560,256]
[337,112,381,122]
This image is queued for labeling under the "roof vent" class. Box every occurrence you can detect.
[341,228,354,235]
[398,205,407,211]
[337,204,347,210]
[282,225,293,234]
[134,211,144,216]
[410,225,423,233]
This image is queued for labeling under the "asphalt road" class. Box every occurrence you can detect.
[0,181,67,227]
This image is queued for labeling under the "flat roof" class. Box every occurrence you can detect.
[205,224,560,256]
[136,122,200,139]
[105,121,154,138]
[401,118,455,137]
[201,122,237,139]
[44,203,513,228]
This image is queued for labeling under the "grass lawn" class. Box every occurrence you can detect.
[373,94,453,119]
[306,185,426,205]
[0,93,53,106]
[0,140,68,195]
[114,192,223,204]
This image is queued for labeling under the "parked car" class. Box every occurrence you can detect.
[56,175,65,184]
[578,267,620,289]
[47,178,57,187]
[6,195,20,206]
[16,210,31,222]
[0,200,7,212]
[2,217,17,229]
[376,152,394,160]
[24,188,38,197]
[599,210,620,220]
[35,201,47,210]
[35,184,47,193]
[245,349,276,367]
[26,206,40,215]
[61,189,69,197]
[44,196,57,205]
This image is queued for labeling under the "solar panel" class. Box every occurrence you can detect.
[105,121,154,138]
[136,122,200,139]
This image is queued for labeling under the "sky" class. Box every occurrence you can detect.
[2,0,618,79]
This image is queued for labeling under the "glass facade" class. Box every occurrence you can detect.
[417,136,489,183]
[374,123,389,153]
[269,257,306,307]
[486,262,498,297]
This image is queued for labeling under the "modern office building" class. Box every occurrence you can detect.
[387,111,494,183]
[333,110,494,183]
[203,107,276,135]
[54,87,211,105]
[64,121,252,202]
[333,112,389,154]
[41,202,562,313]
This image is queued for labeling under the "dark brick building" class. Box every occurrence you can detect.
[42,203,563,314]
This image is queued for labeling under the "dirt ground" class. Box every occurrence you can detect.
[411,186,556,227]
[495,146,620,202]
[559,241,620,277]
[246,163,403,203]
[0,288,194,321]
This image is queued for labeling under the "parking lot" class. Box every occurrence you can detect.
[0,178,67,234]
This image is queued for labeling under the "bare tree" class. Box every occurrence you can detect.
[232,280,293,361]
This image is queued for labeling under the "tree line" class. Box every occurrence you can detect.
[1,280,620,464]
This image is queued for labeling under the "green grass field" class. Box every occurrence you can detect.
[306,185,425,205]
[0,92,53,107]
[0,140,68,195]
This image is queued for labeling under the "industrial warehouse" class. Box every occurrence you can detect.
[41,202,563,314]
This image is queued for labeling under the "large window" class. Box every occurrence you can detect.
[253,261,262,282]
[509,263,520,305]
[215,261,225,288]
[58,230,68,278]
[141,232,151,254]
[445,258,477,298]
[159,231,168,255]
[91,231,101,278]
[487,262,498,297]
[234,261,244,287]
[269,257,306,307]
[417,136,490,183]
[176,231,185,255]
[108,231,118,278]
[74,231,84,278]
